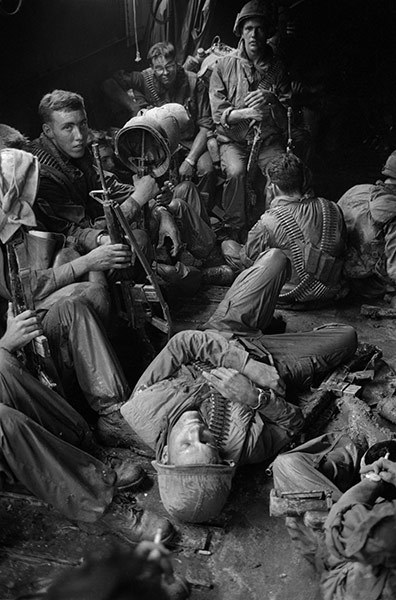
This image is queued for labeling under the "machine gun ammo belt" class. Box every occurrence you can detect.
[271,199,342,303]
[142,70,164,107]
[192,360,232,449]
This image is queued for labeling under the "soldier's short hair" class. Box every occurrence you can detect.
[147,41,175,64]
[266,153,305,195]
[38,89,86,124]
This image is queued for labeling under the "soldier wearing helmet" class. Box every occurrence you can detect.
[338,149,396,301]
[121,248,357,524]
[209,0,291,242]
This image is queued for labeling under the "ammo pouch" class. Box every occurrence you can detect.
[304,242,343,285]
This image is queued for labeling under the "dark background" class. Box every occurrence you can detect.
[1,0,396,190]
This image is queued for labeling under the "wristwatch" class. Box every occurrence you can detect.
[251,387,275,411]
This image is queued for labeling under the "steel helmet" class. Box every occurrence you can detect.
[152,460,235,523]
[381,150,396,179]
[115,103,190,178]
[233,0,276,37]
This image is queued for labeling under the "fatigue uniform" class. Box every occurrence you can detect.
[322,480,396,599]
[209,42,290,234]
[223,195,347,307]
[339,181,396,296]
[113,64,215,200]
[0,239,131,416]
[122,249,357,464]
[0,349,115,521]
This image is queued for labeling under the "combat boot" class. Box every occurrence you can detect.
[96,409,145,449]
[93,447,147,491]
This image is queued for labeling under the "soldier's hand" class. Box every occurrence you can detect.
[156,213,182,258]
[134,541,174,584]
[245,89,276,109]
[132,174,160,207]
[361,457,396,488]
[378,459,396,487]
[154,181,175,207]
[86,243,132,271]
[179,160,195,180]
[243,358,285,396]
[202,367,258,406]
[0,303,42,352]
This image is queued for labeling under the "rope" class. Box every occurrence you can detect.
[132,0,141,62]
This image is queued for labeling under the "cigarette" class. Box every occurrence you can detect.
[154,528,162,544]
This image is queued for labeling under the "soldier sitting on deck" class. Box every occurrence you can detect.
[27,91,216,293]
[103,41,216,203]
[221,152,348,310]
[0,304,174,544]
[0,146,139,446]
[273,438,396,600]
[120,247,357,523]
[338,149,396,302]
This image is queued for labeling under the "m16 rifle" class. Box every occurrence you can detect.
[6,236,63,393]
[90,142,172,346]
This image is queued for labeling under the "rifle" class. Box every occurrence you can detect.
[6,237,63,393]
[90,142,172,342]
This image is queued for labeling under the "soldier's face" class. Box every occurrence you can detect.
[44,109,88,159]
[163,411,219,466]
[99,145,116,173]
[241,18,267,54]
[152,56,177,87]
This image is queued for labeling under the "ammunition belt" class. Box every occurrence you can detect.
[192,360,232,449]
[271,199,338,303]
[142,70,165,107]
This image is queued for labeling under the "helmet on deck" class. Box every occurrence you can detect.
[152,460,235,523]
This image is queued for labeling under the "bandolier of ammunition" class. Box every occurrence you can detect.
[271,198,340,303]
[191,360,232,450]
[142,70,165,107]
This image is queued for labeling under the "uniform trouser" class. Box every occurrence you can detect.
[219,141,284,232]
[0,349,114,522]
[272,433,361,502]
[272,434,361,570]
[40,291,130,415]
[203,249,358,388]
[168,195,216,260]
[179,144,217,212]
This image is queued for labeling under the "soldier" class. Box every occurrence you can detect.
[209,0,290,241]
[338,149,396,301]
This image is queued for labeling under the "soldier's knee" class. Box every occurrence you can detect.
[273,452,305,488]
[225,161,245,178]
[255,248,290,277]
